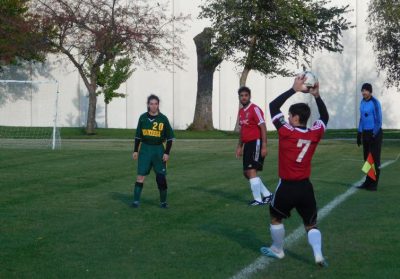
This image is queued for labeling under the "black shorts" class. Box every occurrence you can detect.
[269,179,317,226]
[243,139,264,171]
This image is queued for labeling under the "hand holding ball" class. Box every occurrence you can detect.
[293,71,318,93]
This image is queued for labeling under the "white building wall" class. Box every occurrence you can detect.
[0,0,399,130]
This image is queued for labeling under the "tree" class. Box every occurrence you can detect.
[0,0,52,65]
[190,28,223,130]
[368,0,400,90]
[35,0,188,134]
[96,57,133,128]
[200,0,352,130]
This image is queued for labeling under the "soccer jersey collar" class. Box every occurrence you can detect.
[243,102,253,111]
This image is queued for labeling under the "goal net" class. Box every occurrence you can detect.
[0,80,61,149]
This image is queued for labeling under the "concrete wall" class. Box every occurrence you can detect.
[0,0,399,130]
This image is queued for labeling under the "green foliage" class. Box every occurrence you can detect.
[368,0,400,90]
[199,0,352,77]
[0,0,53,64]
[96,56,134,104]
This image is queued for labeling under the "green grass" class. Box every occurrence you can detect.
[1,126,400,139]
[1,139,400,278]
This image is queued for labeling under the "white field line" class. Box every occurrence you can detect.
[231,153,400,279]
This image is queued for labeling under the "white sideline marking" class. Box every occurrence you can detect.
[231,153,400,279]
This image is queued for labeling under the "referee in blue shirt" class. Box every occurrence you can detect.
[356,83,382,191]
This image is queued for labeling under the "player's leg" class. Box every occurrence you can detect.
[297,180,327,267]
[152,145,168,208]
[243,140,270,205]
[254,140,273,202]
[131,145,152,207]
[261,180,292,259]
[358,131,373,189]
[367,130,382,190]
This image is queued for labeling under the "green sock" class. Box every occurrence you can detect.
[159,190,167,203]
[133,182,143,202]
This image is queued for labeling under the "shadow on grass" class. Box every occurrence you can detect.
[188,186,247,203]
[284,249,313,266]
[110,192,159,207]
[110,192,131,206]
[199,222,264,252]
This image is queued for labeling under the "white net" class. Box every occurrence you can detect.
[0,80,61,149]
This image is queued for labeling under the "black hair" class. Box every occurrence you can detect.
[361,83,373,93]
[238,86,251,95]
[289,103,311,125]
[147,94,160,112]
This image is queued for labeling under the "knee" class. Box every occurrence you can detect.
[156,174,167,190]
[271,217,282,225]
[304,224,318,232]
[136,176,145,183]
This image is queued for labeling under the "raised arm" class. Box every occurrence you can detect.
[309,83,329,126]
[270,75,308,127]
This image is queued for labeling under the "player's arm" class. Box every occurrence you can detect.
[133,118,142,160]
[372,98,382,137]
[236,135,244,158]
[163,118,175,162]
[269,75,307,128]
[253,106,268,157]
[309,83,329,126]
[259,122,268,157]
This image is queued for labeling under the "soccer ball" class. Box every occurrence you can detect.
[299,71,318,92]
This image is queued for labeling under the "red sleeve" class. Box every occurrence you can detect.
[310,120,326,142]
[253,106,265,125]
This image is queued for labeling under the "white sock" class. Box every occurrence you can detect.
[308,229,323,261]
[270,224,285,252]
[259,179,271,197]
[249,177,262,202]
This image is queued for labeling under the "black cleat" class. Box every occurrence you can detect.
[356,183,369,189]
[130,201,140,208]
[262,194,274,204]
[160,202,168,209]
[248,200,265,206]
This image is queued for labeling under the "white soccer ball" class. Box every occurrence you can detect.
[301,71,318,89]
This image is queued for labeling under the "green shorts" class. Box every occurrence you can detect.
[137,143,166,176]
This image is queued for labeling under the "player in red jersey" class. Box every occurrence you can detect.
[236,86,273,206]
[260,76,329,267]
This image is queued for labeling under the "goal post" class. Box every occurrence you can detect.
[0,79,61,150]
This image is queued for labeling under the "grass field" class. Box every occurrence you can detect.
[1,138,400,278]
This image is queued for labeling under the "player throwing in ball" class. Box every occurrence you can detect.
[260,75,329,267]
[131,95,175,208]
[236,86,273,206]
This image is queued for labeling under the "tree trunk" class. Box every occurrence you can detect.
[105,103,108,128]
[233,66,252,132]
[191,28,222,131]
[233,36,257,132]
[86,80,97,134]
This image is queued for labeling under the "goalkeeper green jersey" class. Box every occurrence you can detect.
[135,112,175,145]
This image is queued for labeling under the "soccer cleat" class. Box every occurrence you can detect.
[130,201,140,208]
[260,246,285,259]
[356,182,370,189]
[315,256,328,267]
[160,202,168,209]
[262,194,274,204]
[248,200,265,206]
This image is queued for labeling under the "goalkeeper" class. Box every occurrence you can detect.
[131,94,175,209]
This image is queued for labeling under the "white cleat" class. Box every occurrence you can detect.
[260,246,285,259]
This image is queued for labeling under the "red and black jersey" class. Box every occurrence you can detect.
[238,103,266,143]
[272,113,326,180]
[269,88,329,181]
